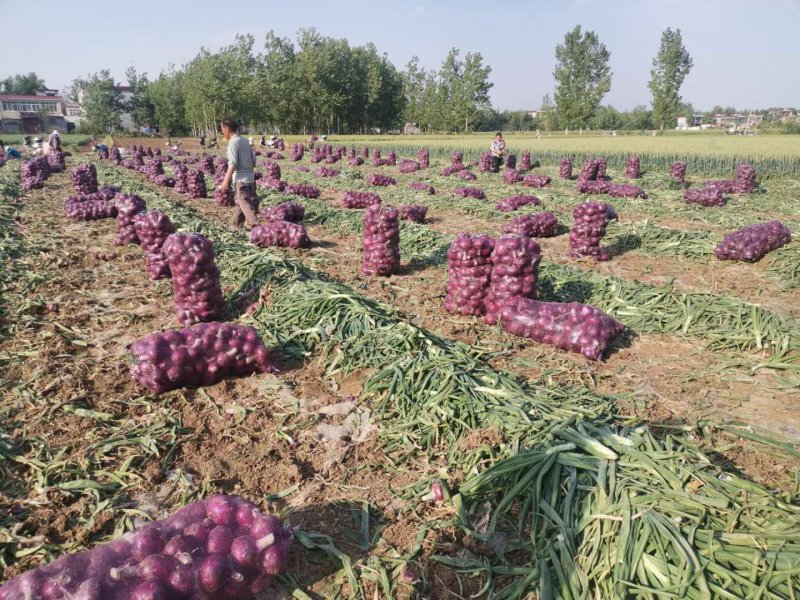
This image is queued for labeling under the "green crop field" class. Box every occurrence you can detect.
[1,140,799,599]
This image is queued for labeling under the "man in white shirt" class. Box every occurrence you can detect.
[219,117,259,229]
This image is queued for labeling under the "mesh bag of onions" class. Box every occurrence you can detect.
[502,211,559,238]
[504,168,522,184]
[361,205,400,276]
[479,152,491,172]
[250,221,311,249]
[459,169,477,181]
[110,148,122,164]
[145,159,165,181]
[714,220,791,262]
[342,191,381,209]
[263,201,305,223]
[523,174,551,188]
[484,235,542,325]
[399,160,420,173]
[596,158,608,179]
[387,151,397,166]
[47,150,66,173]
[199,154,214,174]
[704,179,734,194]
[132,324,273,392]
[444,233,495,316]
[454,187,486,199]
[134,210,176,280]
[71,163,98,194]
[496,195,540,212]
[578,159,599,182]
[115,194,147,246]
[263,161,281,180]
[625,156,641,178]
[173,164,189,194]
[684,187,725,207]
[258,178,285,192]
[399,204,427,223]
[214,174,234,206]
[608,183,646,199]
[409,182,435,194]
[365,173,396,187]
[732,163,757,193]
[499,298,625,361]
[65,196,117,221]
[506,154,517,170]
[349,156,365,166]
[0,494,291,599]
[577,179,611,194]
[186,169,208,199]
[559,157,573,179]
[21,157,51,191]
[417,149,429,168]
[164,233,225,325]
[361,146,369,158]
[284,183,320,198]
[519,152,531,172]
[668,161,687,183]
[314,166,339,178]
[569,201,611,261]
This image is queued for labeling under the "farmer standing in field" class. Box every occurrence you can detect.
[47,129,61,154]
[490,132,506,172]
[219,117,259,229]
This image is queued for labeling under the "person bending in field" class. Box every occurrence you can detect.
[490,132,506,173]
[219,117,259,229]
[94,143,109,159]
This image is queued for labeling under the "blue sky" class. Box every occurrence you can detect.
[1,0,798,111]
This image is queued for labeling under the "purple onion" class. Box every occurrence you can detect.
[502,212,559,238]
[342,191,381,209]
[479,152,491,173]
[519,152,531,172]
[409,182,435,194]
[315,166,340,178]
[445,233,495,316]
[522,174,551,188]
[684,187,726,207]
[250,221,311,249]
[417,149,429,168]
[285,183,320,198]
[115,194,147,246]
[365,173,396,187]
[559,157,573,179]
[504,168,522,184]
[399,204,427,223]
[625,156,640,179]
[134,210,176,280]
[263,201,305,223]
[453,187,485,200]
[361,205,400,276]
[484,235,541,325]
[163,233,224,325]
[714,220,791,262]
[71,163,98,194]
[495,195,540,212]
[569,201,611,261]
[669,161,687,183]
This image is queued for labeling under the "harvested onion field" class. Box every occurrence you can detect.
[1,139,799,599]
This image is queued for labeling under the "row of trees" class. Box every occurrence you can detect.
[5,26,695,134]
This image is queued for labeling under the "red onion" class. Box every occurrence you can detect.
[47,150,66,173]
[519,152,531,172]
[607,183,645,199]
[173,164,189,194]
[263,201,305,223]
[250,221,311,249]
[579,159,599,182]
[399,204,427,223]
[134,211,176,280]
[348,156,365,167]
[417,149,429,168]
[409,182,435,194]
[504,168,523,184]
[71,163,98,194]
[314,166,340,178]
[115,194,147,246]
[625,156,640,179]
[163,233,224,325]
[484,235,541,325]
[479,152,491,173]
[559,157,573,179]
[387,151,397,166]
[506,155,517,170]
[399,160,420,173]
[186,169,208,199]
[496,195,540,212]
[365,174,396,187]
[522,174,551,188]
[65,192,118,220]
[732,163,756,193]
[285,183,320,198]
[459,169,477,181]
[669,161,687,183]
[499,297,625,360]
[714,220,791,262]
[445,233,495,316]
[502,212,559,238]
[342,191,381,209]
[361,205,400,276]
[684,187,725,207]
[569,201,611,261]
[454,187,486,200]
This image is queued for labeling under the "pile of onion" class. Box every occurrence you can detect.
[399,160,420,173]
[365,173,396,187]
[398,204,427,223]
[484,235,541,325]
[668,161,687,184]
[577,179,611,194]
[479,152,491,173]
[186,169,208,199]
[519,152,531,172]
[625,156,640,179]
[733,163,756,193]
[454,187,486,200]
[387,151,397,166]
[71,163,98,194]
[173,163,189,194]
[342,191,381,209]
[445,233,495,316]
[263,161,281,180]
[0,494,292,598]
[314,166,339,178]
[418,149,430,168]
[569,200,611,261]
[111,148,122,165]
[47,150,66,173]
[684,187,726,207]
[502,212,559,238]
[499,298,625,361]
[258,178,285,193]
[560,157,573,179]
[608,183,646,199]
[504,168,522,184]
[284,183,320,199]
[349,156,365,167]
[496,195,540,212]
[506,155,517,170]
[714,220,791,262]
[145,159,165,181]
[65,193,117,221]
[250,221,311,249]
[21,157,51,191]
[115,194,147,246]
[578,159,599,182]
[361,205,400,276]
[263,201,305,223]
[199,154,214,174]
[459,169,477,181]
[164,233,224,325]
[409,182,435,194]
[134,210,176,280]
[523,174,551,188]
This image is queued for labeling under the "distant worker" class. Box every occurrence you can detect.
[535,129,541,140]
[307,134,318,149]
[267,134,278,148]
[199,134,206,148]
[219,117,259,229]
[23,135,32,148]
[47,129,61,154]
[259,135,266,147]
[94,143,109,159]
[5,146,21,159]
[490,132,506,172]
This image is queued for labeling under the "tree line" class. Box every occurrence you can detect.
[6,26,702,135]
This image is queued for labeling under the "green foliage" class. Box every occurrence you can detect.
[81,70,122,133]
[0,72,46,95]
[649,28,694,129]
[125,67,156,130]
[147,68,187,135]
[554,26,612,129]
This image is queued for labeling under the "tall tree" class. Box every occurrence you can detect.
[649,28,693,129]
[148,68,187,135]
[540,93,558,131]
[82,70,122,132]
[553,25,612,129]
[125,66,156,129]
[1,72,46,95]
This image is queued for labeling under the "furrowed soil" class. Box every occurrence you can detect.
[2,149,799,599]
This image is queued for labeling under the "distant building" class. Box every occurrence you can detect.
[525,109,541,119]
[767,107,797,123]
[0,92,68,133]
[676,114,704,130]
[403,122,421,135]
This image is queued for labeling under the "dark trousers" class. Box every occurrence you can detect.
[491,156,502,173]
[233,182,260,228]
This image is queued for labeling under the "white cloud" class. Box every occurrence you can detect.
[415,5,426,17]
